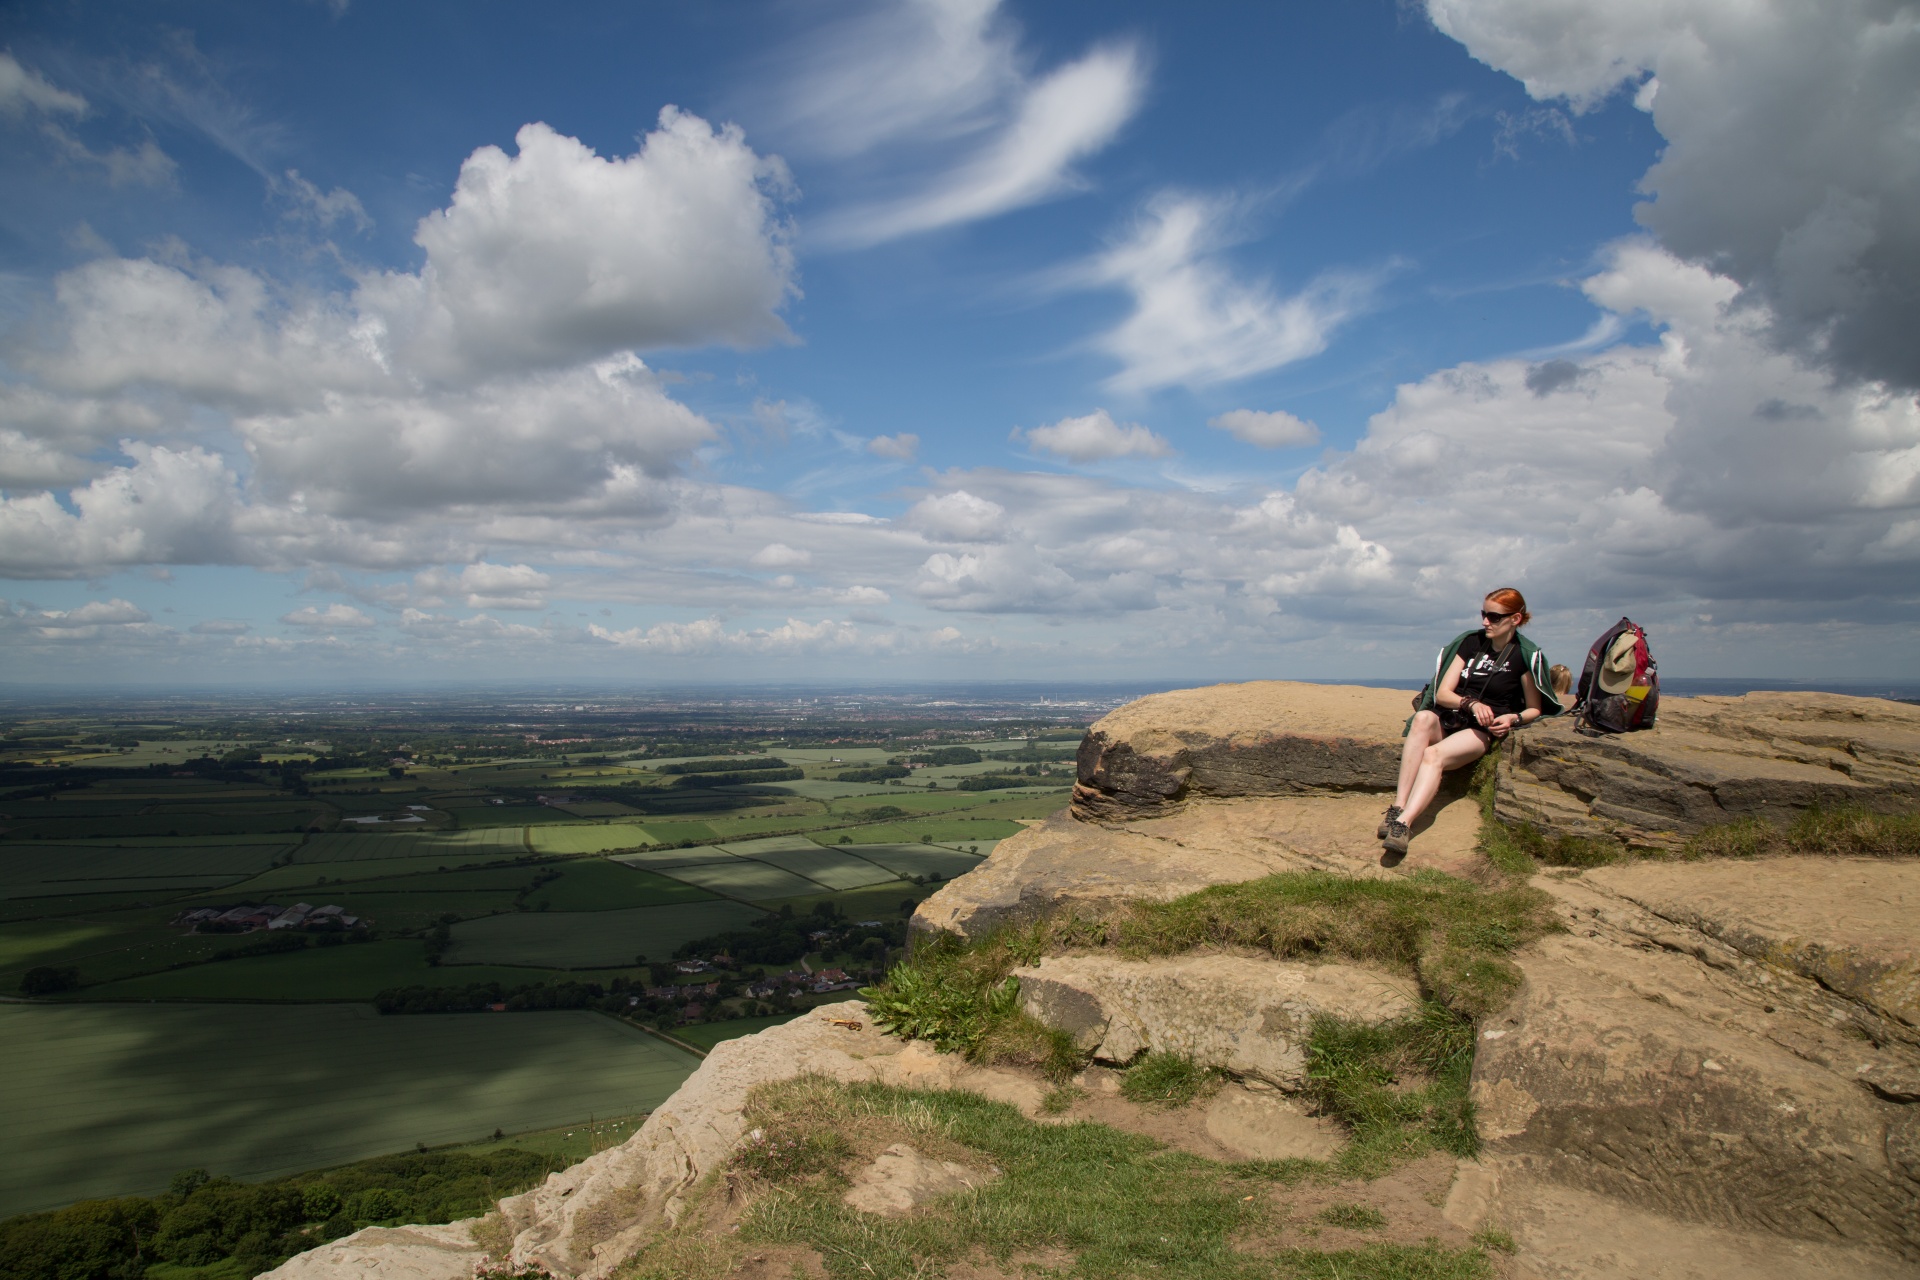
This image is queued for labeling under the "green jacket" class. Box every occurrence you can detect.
[1404,630,1563,736]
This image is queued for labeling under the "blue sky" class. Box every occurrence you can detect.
[2,0,1916,684]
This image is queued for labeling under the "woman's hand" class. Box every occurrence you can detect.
[1469,699,1496,727]
[1490,713,1520,738]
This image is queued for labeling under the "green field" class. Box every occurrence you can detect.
[445,900,765,967]
[79,939,567,1001]
[295,829,529,862]
[0,841,298,897]
[744,845,903,890]
[671,1011,805,1052]
[656,859,829,900]
[833,843,987,880]
[1,1002,700,1217]
[524,859,717,911]
[530,821,659,854]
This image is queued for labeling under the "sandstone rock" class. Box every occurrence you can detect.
[1203,1087,1344,1161]
[1497,691,1920,850]
[914,788,1482,941]
[1012,952,1417,1087]
[1072,681,1414,821]
[842,1143,997,1216]
[1471,924,1920,1259]
[257,1222,480,1280]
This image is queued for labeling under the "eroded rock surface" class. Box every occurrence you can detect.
[1013,952,1416,1087]
[1473,864,1920,1260]
[842,1144,998,1216]
[1497,691,1920,850]
[258,1223,481,1280]
[1071,681,1412,821]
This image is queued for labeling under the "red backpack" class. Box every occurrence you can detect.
[1575,618,1659,733]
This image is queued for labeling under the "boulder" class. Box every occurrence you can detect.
[1072,681,1413,821]
[841,1143,998,1216]
[257,1223,481,1280]
[1496,691,1920,850]
[1471,863,1920,1260]
[1012,952,1417,1087]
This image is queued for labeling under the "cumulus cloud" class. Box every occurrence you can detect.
[589,615,864,654]
[281,603,376,630]
[1079,196,1379,392]
[0,444,243,578]
[1019,409,1171,462]
[778,0,1146,245]
[749,542,813,569]
[867,433,920,460]
[1427,0,1920,388]
[906,489,1006,541]
[1209,408,1320,449]
[444,562,551,610]
[190,618,251,635]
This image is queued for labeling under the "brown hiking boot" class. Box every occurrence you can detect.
[1381,820,1411,855]
[1375,805,1403,840]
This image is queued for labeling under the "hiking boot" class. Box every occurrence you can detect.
[1381,820,1411,855]
[1375,805,1403,839]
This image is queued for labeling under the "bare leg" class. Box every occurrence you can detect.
[1395,710,1443,808]
[1400,729,1490,827]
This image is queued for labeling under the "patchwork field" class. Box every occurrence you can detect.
[529,821,659,854]
[655,859,834,901]
[80,939,567,1001]
[1,1002,700,1217]
[444,900,765,967]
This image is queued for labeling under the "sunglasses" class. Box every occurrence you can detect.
[1481,609,1516,621]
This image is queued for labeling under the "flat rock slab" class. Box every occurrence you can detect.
[1474,1163,1915,1280]
[1203,1087,1344,1161]
[842,1143,997,1216]
[1583,856,1920,1030]
[1073,681,1414,820]
[1471,930,1919,1259]
[1497,691,1920,850]
[914,789,1481,941]
[1013,952,1416,1088]
[258,1223,481,1280]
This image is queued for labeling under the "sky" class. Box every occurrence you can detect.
[1,0,1917,686]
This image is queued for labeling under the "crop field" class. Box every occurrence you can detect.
[445,901,764,967]
[835,843,987,881]
[295,829,530,862]
[81,939,568,1001]
[0,841,297,895]
[655,859,833,901]
[2,1002,699,1217]
[607,847,743,871]
[523,860,717,911]
[816,817,1030,845]
[743,845,903,890]
[529,821,658,854]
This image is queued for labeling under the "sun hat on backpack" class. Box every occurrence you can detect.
[1575,618,1658,733]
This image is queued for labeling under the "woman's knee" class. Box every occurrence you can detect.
[1420,742,1448,768]
[1412,709,1440,732]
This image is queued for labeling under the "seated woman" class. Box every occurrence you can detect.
[1379,588,1562,856]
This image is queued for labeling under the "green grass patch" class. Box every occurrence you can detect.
[528,822,659,855]
[1317,1203,1386,1230]
[1684,804,1920,859]
[626,1076,1491,1280]
[294,830,528,863]
[654,859,829,901]
[0,1002,698,1217]
[446,900,765,967]
[671,1012,804,1052]
[1303,1004,1478,1178]
[1119,1053,1224,1108]
[860,928,1079,1081]
[524,859,717,911]
[77,939,561,1001]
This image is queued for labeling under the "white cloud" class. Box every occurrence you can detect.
[371,111,795,379]
[273,169,371,232]
[776,0,1146,245]
[1209,408,1321,449]
[0,444,243,578]
[0,52,88,116]
[749,542,813,569]
[867,433,920,460]
[190,618,251,635]
[906,489,1006,541]
[1020,409,1171,462]
[450,562,551,610]
[589,615,864,654]
[1081,196,1378,392]
[280,603,376,630]
[36,599,151,627]
[828,42,1145,246]
[1426,0,1920,388]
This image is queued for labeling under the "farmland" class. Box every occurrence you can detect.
[0,686,1106,1215]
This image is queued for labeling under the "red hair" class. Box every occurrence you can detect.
[1486,587,1530,627]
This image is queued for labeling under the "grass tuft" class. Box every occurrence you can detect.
[1471,1226,1517,1254]
[1683,805,1920,860]
[1119,1053,1223,1108]
[701,1076,1494,1280]
[1317,1202,1385,1230]
[1305,1002,1478,1178]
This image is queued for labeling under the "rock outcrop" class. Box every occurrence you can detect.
[268,680,1920,1280]
[841,1144,998,1216]
[1013,953,1416,1086]
[1071,681,1412,821]
[1497,691,1920,850]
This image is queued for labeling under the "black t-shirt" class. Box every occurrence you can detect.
[1454,632,1528,716]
